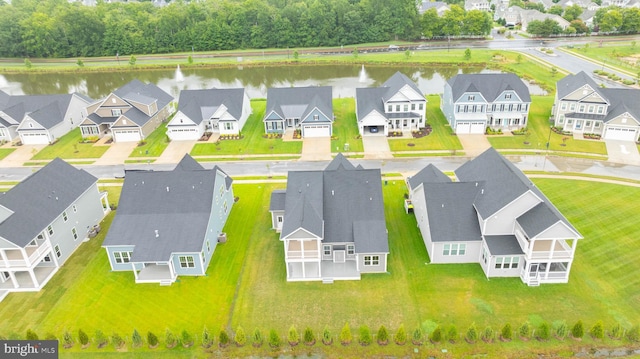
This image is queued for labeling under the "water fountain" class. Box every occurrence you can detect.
[358,65,368,83]
[175,65,184,83]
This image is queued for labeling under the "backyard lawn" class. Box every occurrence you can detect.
[1,180,639,357]
[190,100,303,156]
[488,96,608,155]
[388,95,463,151]
[129,122,170,158]
[332,98,364,153]
[31,128,110,160]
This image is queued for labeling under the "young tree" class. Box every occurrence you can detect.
[447,324,458,343]
[516,54,523,64]
[63,330,74,348]
[358,325,372,346]
[268,329,280,349]
[287,325,299,346]
[571,320,584,339]
[202,327,213,348]
[234,326,246,347]
[79,329,89,347]
[395,324,407,345]
[377,325,389,345]
[24,58,32,69]
[292,50,299,61]
[252,328,263,347]
[352,47,358,59]
[429,325,442,343]
[181,329,193,347]
[627,325,640,342]
[128,55,136,66]
[553,321,568,340]
[219,329,230,348]
[465,323,478,343]
[481,326,494,343]
[590,321,604,339]
[609,322,623,340]
[303,327,315,346]
[322,326,332,345]
[164,329,176,348]
[131,329,142,348]
[551,67,558,77]
[501,323,512,341]
[412,327,424,345]
[464,48,472,60]
[147,332,158,348]
[518,322,531,340]
[76,59,84,67]
[339,323,352,345]
[95,330,108,349]
[111,332,124,349]
[25,329,38,340]
[187,55,193,64]
[537,322,551,341]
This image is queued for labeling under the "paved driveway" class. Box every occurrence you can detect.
[93,142,138,165]
[457,134,491,157]
[156,140,197,164]
[605,140,640,166]
[0,145,46,167]
[300,137,331,161]
[362,135,392,159]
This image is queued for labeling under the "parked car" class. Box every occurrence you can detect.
[370,127,379,133]
[388,45,399,51]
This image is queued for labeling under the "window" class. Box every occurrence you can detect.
[219,184,225,198]
[505,94,512,99]
[224,122,233,130]
[347,244,355,256]
[223,200,228,214]
[560,102,567,111]
[72,204,77,213]
[558,114,564,124]
[323,245,331,256]
[403,104,409,112]
[47,225,54,236]
[481,247,488,264]
[495,256,519,269]
[72,227,78,241]
[43,255,51,262]
[419,103,424,110]
[597,106,604,114]
[387,105,392,112]
[63,211,68,222]
[364,255,380,266]
[395,105,400,112]
[569,103,576,111]
[411,104,416,111]
[588,105,594,113]
[468,95,475,101]
[443,243,466,256]
[179,256,195,268]
[579,105,585,112]
[586,121,592,127]
[567,119,573,125]
[206,240,211,253]
[313,114,319,121]
[54,245,61,258]
[114,251,132,264]
[0,128,5,137]
[277,216,283,223]
[595,122,600,128]
[111,109,122,116]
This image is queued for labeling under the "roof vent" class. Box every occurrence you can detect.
[475,182,478,186]
[442,203,444,208]
[155,230,159,238]
[166,186,170,192]
[307,183,309,187]
[481,189,484,195]
[370,197,372,201]
[142,181,144,185]
[332,190,334,196]
[55,197,59,201]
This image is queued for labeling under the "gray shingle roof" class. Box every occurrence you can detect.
[0,159,97,247]
[408,163,451,190]
[556,71,604,100]
[517,202,562,238]
[484,235,524,255]
[103,154,231,262]
[382,72,423,102]
[101,80,173,127]
[1,93,91,130]
[264,86,332,122]
[269,190,286,211]
[177,88,246,125]
[356,72,423,121]
[422,182,483,242]
[448,73,531,103]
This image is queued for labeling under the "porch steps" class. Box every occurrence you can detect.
[159,280,173,286]
[322,278,334,284]
[528,280,540,287]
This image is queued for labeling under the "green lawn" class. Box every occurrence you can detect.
[0,148,15,160]
[332,98,364,153]
[31,128,110,160]
[388,95,463,151]
[129,122,170,157]
[2,180,640,357]
[564,42,640,77]
[488,96,608,155]
[190,100,303,156]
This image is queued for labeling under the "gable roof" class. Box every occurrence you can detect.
[356,72,424,120]
[1,93,91,130]
[177,88,246,125]
[381,72,423,102]
[94,80,173,127]
[408,163,451,190]
[0,159,97,247]
[264,86,332,122]
[448,73,531,103]
[556,71,603,100]
[103,154,232,262]
[421,182,483,242]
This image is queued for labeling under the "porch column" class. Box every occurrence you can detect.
[549,239,557,259]
[50,248,59,268]
[564,260,573,281]
[300,240,305,259]
[8,271,18,288]
[285,262,290,279]
[168,260,177,280]
[20,247,29,267]
[301,261,306,279]
[543,262,551,280]
[132,262,139,281]
[0,249,8,265]
[283,242,288,260]
[28,269,39,288]
[570,239,578,258]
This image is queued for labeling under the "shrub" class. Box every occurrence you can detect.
[187,55,193,64]
[553,321,568,340]
[76,59,84,67]
[79,329,89,347]
[590,321,604,339]
[202,327,212,348]
[131,329,142,348]
[537,322,550,341]
[268,329,280,349]
[219,329,230,348]
[252,328,263,347]
[447,324,458,343]
[339,323,352,345]
[24,58,32,69]
[44,333,57,341]
[518,322,531,340]
[234,326,246,347]
[481,326,494,343]
[465,323,478,343]
[303,327,315,346]
[147,332,158,348]
[395,324,407,345]
[26,329,38,340]
[95,330,108,349]
[63,330,74,348]
[358,325,372,346]
[164,329,176,348]
[571,320,584,339]
[609,322,623,340]
[111,333,124,349]
[377,325,389,345]
[412,327,423,345]
[181,329,193,347]
[322,326,332,345]
[128,55,136,66]
[429,325,442,343]
[627,325,640,342]
[288,325,299,346]
[501,323,512,341]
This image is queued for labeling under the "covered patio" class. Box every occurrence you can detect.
[134,263,177,285]
[0,266,57,291]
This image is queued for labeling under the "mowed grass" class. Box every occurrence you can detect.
[488,96,608,155]
[332,98,364,153]
[564,42,640,75]
[190,100,303,156]
[129,122,170,157]
[31,128,110,160]
[1,180,640,357]
[388,95,463,151]
[0,148,15,160]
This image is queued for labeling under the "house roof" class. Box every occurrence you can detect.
[278,154,388,253]
[102,154,232,262]
[269,190,286,211]
[448,73,531,103]
[421,182,483,242]
[356,72,423,120]
[408,163,451,190]
[1,93,92,130]
[484,235,524,255]
[95,79,173,127]
[264,86,332,122]
[418,0,449,13]
[0,159,97,247]
[556,71,603,99]
[177,88,246,125]
[516,202,564,238]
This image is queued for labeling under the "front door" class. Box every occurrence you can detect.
[575,120,583,130]
[529,263,539,278]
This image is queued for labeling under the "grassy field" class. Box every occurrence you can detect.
[190,100,303,156]
[129,122,170,158]
[332,98,364,153]
[31,128,110,160]
[388,95,463,151]
[488,96,608,155]
[2,179,640,357]
[564,42,640,77]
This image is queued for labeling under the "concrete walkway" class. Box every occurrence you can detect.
[457,135,491,157]
[0,145,45,167]
[156,140,196,164]
[605,140,640,166]
[300,137,331,161]
[93,142,138,166]
[362,136,392,159]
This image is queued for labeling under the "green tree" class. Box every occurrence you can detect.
[553,321,568,340]
[147,332,158,348]
[481,326,494,342]
[537,322,551,341]
[78,329,89,347]
[462,10,493,35]
[590,321,605,339]
[548,5,564,15]
[358,325,372,346]
[322,326,332,345]
[202,327,212,348]
[395,324,407,345]
[501,323,512,341]
[252,328,263,347]
[95,330,107,348]
[377,325,389,344]
[234,326,246,347]
[287,325,299,345]
[516,54,523,64]
[464,48,471,60]
[268,329,280,348]
[303,327,315,345]
[465,323,478,343]
[518,322,531,339]
[412,327,423,345]
[429,325,442,343]
[442,5,465,37]
[111,333,124,349]
[447,324,458,343]
[131,329,142,348]
[597,8,623,32]
[128,55,137,66]
[609,322,623,340]
[24,58,32,69]
[551,67,558,77]
[181,329,193,347]
[164,329,176,348]
[527,18,563,37]
[620,8,640,33]
[570,19,590,34]
[76,59,84,67]
[219,329,230,347]
[421,8,442,38]
[563,4,583,21]
[352,47,358,58]
[339,322,352,345]
[292,50,299,61]
[571,320,584,339]
[63,330,74,348]
[187,55,193,64]
[25,329,38,340]
[627,325,640,342]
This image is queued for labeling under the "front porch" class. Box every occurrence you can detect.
[134,263,177,285]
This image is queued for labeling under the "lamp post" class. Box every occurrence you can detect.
[542,125,552,171]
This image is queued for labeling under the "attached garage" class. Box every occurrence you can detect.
[113,129,142,143]
[604,126,638,141]
[168,127,199,141]
[364,125,386,135]
[456,121,485,134]
[302,125,331,138]
[20,132,50,145]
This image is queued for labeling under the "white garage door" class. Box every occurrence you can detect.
[605,126,638,141]
[113,129,142,142]
[303,125,331,137]
[168,128,199,141]
[456,121,485,134]
[20,132,50,145]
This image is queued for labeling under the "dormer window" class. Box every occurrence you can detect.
[505,94,512,99]
[468,95,475,101]
[387,105,392,112]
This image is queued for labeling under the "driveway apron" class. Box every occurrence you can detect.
[362,135,392,159]
[605,140,640,166]
[301,137,331,161]
[457,134,491,157]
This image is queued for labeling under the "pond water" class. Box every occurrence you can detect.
[0,64,547,100]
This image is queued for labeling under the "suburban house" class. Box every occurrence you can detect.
[263,86,333,137]
[0,90,92,144]
[601,0,640,7]
[0,159,110,301]
[441,73,531,134]
[552,71,640,142]
[495,6,570,30]
[465,0,491,11]
[407,148,582,286]
[167,88,252,140]
[355,71,427,136]
[269,154,389,282]
[418,1,450,15]
[80,79,174,143]
[102,154,234,285]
